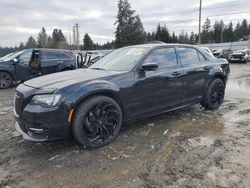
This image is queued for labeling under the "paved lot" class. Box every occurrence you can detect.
[0,64,250,188]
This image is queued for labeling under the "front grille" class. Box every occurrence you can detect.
[14,95,24,116]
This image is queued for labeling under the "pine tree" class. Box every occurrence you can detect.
[37,27,48,48]
[114,0,147,47]
[83,33,94,50]
[25,36,37,48]
[201,18,211,44]
[155,24,171,43]
[189,31,195,44]
[223,21,234,42]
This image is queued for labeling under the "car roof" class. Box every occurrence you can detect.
[27,48,73,53]
[127,43,200,50]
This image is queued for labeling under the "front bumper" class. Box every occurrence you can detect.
[15,122,48,142]
[14,103,71,142]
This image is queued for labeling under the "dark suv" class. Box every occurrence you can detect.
[0,48,75,89]
[14,44,230,148]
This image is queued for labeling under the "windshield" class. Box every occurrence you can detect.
[1,50,26,61]
[89,47,150,71]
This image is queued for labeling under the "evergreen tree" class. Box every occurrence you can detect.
[234,22,241,40]
[51,29,67,48]
[25,36,37,48]
[18,42,25,50]
[201,18,212,44]
[155,24,171,43]
[213,20,224,43]
[83,33,95,50]
[172,32,178,43]
[178,30,189,43]
[114,0,147,47]
[223,21,234,42]
[189,31,195,44]
[37,27,48,48]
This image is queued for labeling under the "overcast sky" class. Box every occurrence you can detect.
[0,0,250,47]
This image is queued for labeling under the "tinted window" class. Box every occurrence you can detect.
[198,52,206,61]
[178,48,200,65]
[143,48,177,68]
[42,51,59,60]
[57,52,71,59]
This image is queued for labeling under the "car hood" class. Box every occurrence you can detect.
[24,68,123,90]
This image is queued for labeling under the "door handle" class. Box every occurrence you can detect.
[172,72,181,76]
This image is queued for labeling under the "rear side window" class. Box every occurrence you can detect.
[143,48,178,68]
[42,51,58,60]
[198,52,206,61]
[178,48,200,65]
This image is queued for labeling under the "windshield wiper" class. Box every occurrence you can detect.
[90,67,106,70]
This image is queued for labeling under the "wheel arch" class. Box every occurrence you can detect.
[0,70,15,81]
[70,90,126,126]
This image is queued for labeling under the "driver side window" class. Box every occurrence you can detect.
[18,50,32,64]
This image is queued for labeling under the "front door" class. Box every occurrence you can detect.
[128,47,184,117]
[15,49,33,81]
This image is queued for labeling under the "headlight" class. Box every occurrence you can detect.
[31,94,61,107]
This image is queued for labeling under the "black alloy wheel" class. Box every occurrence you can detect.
[73,96,122,148]
[0,72,13,89]
[201,78,225,110]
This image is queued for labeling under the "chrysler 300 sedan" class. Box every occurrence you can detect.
[14,44,230,148]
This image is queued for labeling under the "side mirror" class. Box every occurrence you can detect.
[140,63,158,71]
[13,58,18,63]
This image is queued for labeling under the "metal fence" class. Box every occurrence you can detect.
[199,41,250,51]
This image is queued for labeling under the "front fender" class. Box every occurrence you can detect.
[59,80,120,108]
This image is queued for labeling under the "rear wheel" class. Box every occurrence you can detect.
[201,78,225,110]
[0,72,13,89]
[73,96,122,148]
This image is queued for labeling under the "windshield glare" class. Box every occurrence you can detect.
[1,50,26,61]
[89,47,149,71]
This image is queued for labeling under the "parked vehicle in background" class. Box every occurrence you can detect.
[0,48,75,89]
[213,49,232,60]
[229,49,250,63]
[75,50,112,68]
[14,44,230,148]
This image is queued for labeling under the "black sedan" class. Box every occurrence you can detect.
[14,44,230,148]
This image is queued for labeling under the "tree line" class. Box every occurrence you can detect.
[1,0,250,57]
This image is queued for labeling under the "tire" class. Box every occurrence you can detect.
[0,71,13,89]
[73,96,122,148]
[201,78,225,110]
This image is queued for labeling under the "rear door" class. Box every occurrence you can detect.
[177,47,209,102]
[129,47,184,116]
[40,50,60,75]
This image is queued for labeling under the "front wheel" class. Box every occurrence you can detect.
[0,72,13,89]
[201,78,225,110]
[73,96,122,148]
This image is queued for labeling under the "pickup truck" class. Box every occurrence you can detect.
[0,48,76,89]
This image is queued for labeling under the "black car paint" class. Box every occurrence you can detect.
[0,48,75,84]
[14,44,230,142]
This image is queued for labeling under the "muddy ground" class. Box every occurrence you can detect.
[0,64,250,188]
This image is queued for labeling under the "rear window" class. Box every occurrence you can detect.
[178,48,200,65]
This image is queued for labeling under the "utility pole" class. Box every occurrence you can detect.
[75,23,80,50]
[221,27,224,43]
[198,0,202,44]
